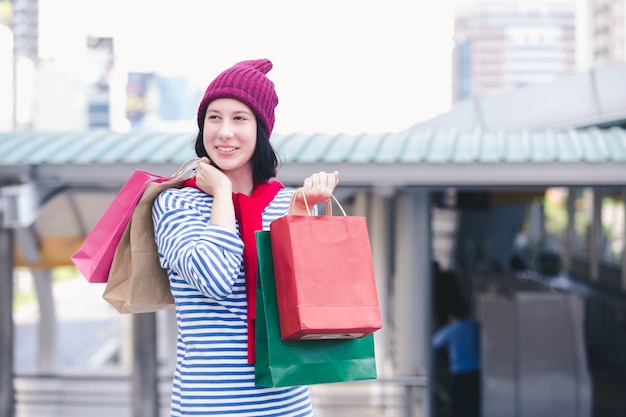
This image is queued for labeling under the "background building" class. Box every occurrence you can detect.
[10,0,36,60]
[0,23,13,131]
[452,0,577,102]
[584,0,626,67]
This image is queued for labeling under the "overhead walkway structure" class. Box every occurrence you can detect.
[1,64,626,417]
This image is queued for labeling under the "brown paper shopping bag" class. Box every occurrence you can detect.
[103,158,199,314]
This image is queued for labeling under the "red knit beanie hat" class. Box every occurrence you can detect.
[197,59,279,136]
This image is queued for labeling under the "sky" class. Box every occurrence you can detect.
[38,0,457,135]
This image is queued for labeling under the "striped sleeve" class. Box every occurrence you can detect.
[152,187,244,300]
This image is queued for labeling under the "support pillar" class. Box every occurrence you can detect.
[564,189,576,274]
[393,188,432,416]
[369,188,394,376]
[0,227,15,417]
[621,190,626,292]
[590,189,602,282]
[528,200,545,269]
[133,313,159,417]
[32,269,56,372]
[352,190,385,366]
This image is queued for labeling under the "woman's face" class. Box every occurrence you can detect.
[202,98,257,178]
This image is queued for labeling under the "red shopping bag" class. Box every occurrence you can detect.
[71,158,198,283]
[269,191,382,340]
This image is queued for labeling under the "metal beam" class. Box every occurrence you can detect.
[23,161,626,190]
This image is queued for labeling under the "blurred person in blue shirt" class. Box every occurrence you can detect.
[432,303,481,417]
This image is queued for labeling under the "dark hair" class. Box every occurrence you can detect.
[194,116,279,184]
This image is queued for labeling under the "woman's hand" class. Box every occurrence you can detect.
[194,157,232,197]
[195,158,236,232]
[292,171,339,215]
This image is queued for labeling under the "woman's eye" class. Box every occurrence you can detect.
[207,115,220,120]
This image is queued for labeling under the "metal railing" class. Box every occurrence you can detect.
[311,376,430,417]
[14,373,429,417]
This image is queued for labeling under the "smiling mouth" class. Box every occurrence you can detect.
[216,146,237,152]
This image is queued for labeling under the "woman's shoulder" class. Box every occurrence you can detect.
[271,188,296,206]
[159,185,206,198]
[275,187,295,199]
[262,187,294,220]
[155,186,212,209]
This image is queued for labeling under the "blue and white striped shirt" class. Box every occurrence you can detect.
[153,186,313,417]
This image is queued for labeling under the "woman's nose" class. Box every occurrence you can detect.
[218,122,234,139]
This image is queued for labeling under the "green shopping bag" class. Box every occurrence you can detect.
[254,230,377,388]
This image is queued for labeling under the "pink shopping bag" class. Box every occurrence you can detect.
[72,170,162,283]
[71,159,199,283]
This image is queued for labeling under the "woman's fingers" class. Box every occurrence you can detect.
[306,171,337,190]
[302,171,339,205]
[195,158,231,196]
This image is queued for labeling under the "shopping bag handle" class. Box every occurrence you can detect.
[170,157,202,180]
[288,188,347,216]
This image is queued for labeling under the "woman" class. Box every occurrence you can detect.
[152,59,337,416]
